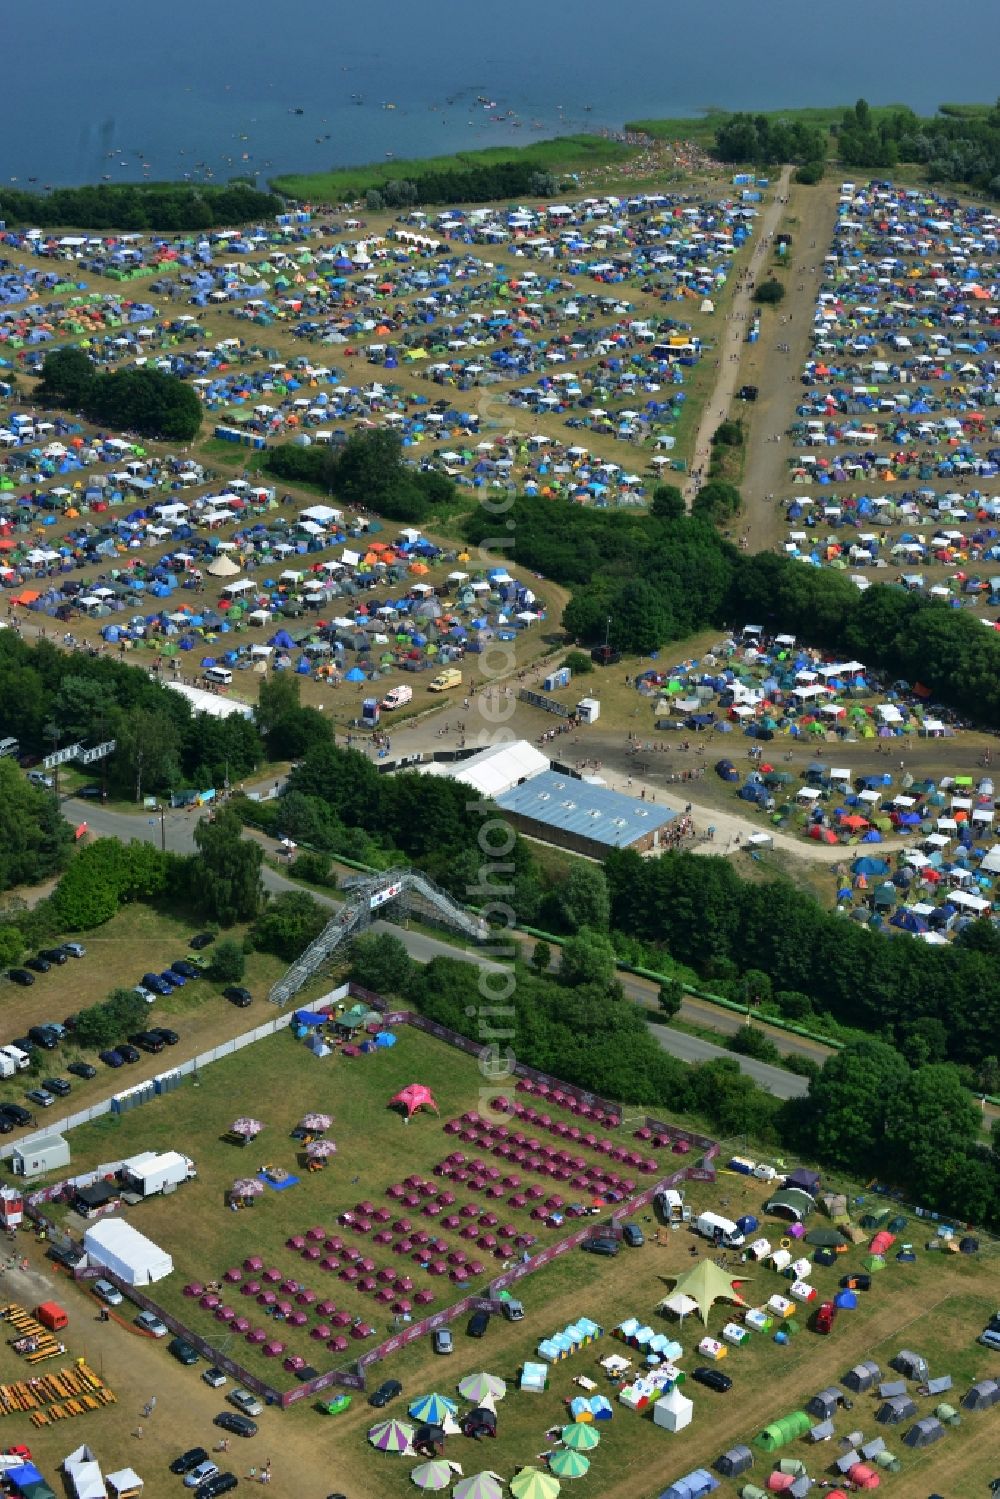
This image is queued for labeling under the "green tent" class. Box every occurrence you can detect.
[862,1253,887,1273]
[657,1259,751,1325]
[754,1411,811,1451]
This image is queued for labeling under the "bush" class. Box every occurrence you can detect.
[207,939,246,984]
[727,1024,782,1064]
[712,420,744,448]
[561,650,593,675]
[795,160,826,184]
[754,279,786,306]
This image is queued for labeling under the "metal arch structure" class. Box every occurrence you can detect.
[268,867,488,1005]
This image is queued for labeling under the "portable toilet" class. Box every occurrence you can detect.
[361,697,380,726]
[576,696,601,724]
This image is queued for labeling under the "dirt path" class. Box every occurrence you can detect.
[683,166,792,507]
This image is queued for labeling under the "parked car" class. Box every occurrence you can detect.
[432,1329,453,1355]
[213,1412,257,1438]
[170,1448,209,1476]
[129,1032,165,1054]
[28,771,53,788]
[190,933,215,950]
[135,1310,168,1337]
[692,1366,733,1393]
[980,1329,1000,1350]
[43,1077,71,1098]
[39,947,69,965]
[25,956,51,973]
[94,1279,123,1307]
[99,1049,124,1069]
[368,1379,402,1408]
[116,1043,141,1064]
[63,943,86,958]
[134,986,157,1005]
[195,1473,238,1499]
[149,1027,180,1046]
[25,1089,55,1110]
[0,1103,32,1127]
[140,973,171,996]
[171,960,201,979]
[228,1389,263,1417]
[203,1367,227,1389]
[7,969,35,987]
[622,1223,644,1248]
[580,1236,619,1257]
[319,1393,351,1415]
[223,987,252,1008]
[184,1460,218,1490]
[467,1309,490,1339]
[169,1337,200,1366]
[814,1301,838,1335]
[67,1061,97,1080]
[160,969,186,988]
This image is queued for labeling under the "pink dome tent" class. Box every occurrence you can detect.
[389,1084,440,1119]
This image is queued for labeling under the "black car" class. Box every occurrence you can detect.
[223,987,252,1008]
[11,1036,35,1055]
[25,956,51,973]
[467,1309,490,1338]
[116,1043,141,1064]
[196,1474,238,1499]
[39,948,69,965]
[129,1031,165,1054]
[692,1366,732,1393]
[214,1412,257,1438]
[0,1118,13,1135]
[168,1336,200,1366]
[170,1447,210,1476]
[43,1077,71,1097]
[368,1379,402,1409]
[67,1060,97,1080]
[171,959,201,979]
[99,1049,124,1069]
[622,1223,644,1248]
[27,1025,59,1049]
[149,1026,180,1046]
[580,1236,619,1257]
[0,1103,32,1127]
[190,933,215,950]
[7,969,35,987]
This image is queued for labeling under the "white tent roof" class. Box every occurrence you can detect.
[83,1218,173,1285]
[416,739,548,800]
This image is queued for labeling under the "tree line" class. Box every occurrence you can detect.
[0,181,283,231]
[37,347,202,442]
[464,493,1000,727]
[263,428,457,523]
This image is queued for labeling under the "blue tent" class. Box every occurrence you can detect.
[345,666,366,682]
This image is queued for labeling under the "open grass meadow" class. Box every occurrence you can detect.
[24,1016,1000,1498]
[270,136,634,203]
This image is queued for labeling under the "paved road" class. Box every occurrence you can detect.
[648,1021,808,1099]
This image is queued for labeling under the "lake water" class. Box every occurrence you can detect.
[7,0,1000,188]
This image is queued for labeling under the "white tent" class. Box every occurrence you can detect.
[207,555,241,578]
[106,1470,143,1499]
[83,1219,173,1285]
[653,1385,693,1432]
[64,1446,107,1499]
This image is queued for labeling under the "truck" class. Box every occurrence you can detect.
[0,1045,31,1073]
[0,1052,18,1080]
[428,668,462,693]
[119,1150,196,1198]
[380,684,413,710]
[694,1211,745,1249]
[655,1188,688,1224]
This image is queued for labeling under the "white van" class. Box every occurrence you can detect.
[0,1045,31,1073]
[695,1211,744,1248]
[381,684,413,710]
[205,666,233,686]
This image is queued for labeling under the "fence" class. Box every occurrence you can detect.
[21,980,720,1409]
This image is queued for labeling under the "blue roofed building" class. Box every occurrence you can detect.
[495,770,675,858]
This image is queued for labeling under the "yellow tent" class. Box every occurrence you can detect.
[657,1260,750,1325]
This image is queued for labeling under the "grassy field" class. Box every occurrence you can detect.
[270,136,634,202]
[18,1014,999,1499]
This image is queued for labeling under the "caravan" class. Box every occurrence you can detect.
[695,1211,745,1248]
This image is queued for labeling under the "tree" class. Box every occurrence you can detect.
[256,674,303,738]
[0,760,73,892]
[975,1054,1000,1097]
[36,346,96,409]
[348,932,415,996]
[657,978,684,1021]
[208,939,246,984]
[0,925,25,968]
[692,479,742,525]
[108,707,183,801]
[561,650,593,676]
[728,1024,781,1064]
[85,367,202,442]
[531,940,552,975]
[804,1039,911,1176]
[192,810,263,925]
[556,863,610,933]
[754,279,786,305]
[885,1063,981,1189]
[649,484,685,521]
[251,890,328,961]
[559,928,616,989]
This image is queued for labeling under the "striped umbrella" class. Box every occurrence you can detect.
[453,1475,504,1499]
[458,1372,506,1403]
[548,1451,589,1480]
[409,1393,458,1425]
[560,1425,599,1452]
[411,1461,455,1490]
[510,1469,560,1499]
[368,1419,415,1453]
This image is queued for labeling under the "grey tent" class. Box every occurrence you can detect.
[903,1416,945,1448]
[892,1349,929,1380]
[789,1480,812,1498]
[877,1395,917,1425]
[785,1167,821,1194]
[921,1374,952,1396]
[843,1360,880,1393]
[934,1402,960,1426]
[962,1379,1000,1411]
[860,1438,885,1460]
[835,1451,861,1475]
[805,1226,845,1248]
[715,1446,753,1479]
[877,1379,908,1399]
[808,1420,834,1442]
[765,1187,815,1222]
[806,1389,841,1420]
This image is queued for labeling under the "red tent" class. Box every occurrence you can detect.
[391,1084,440,1118]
